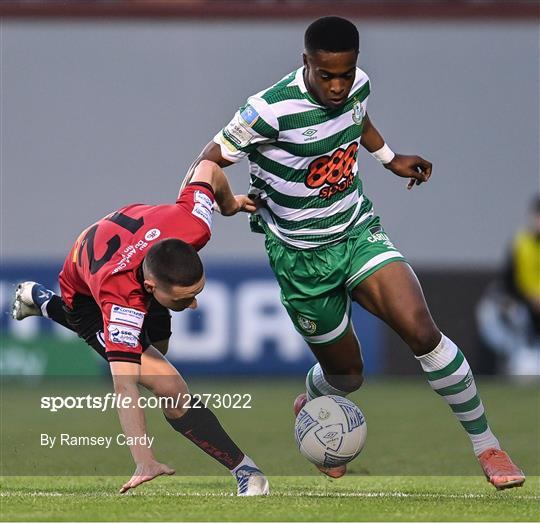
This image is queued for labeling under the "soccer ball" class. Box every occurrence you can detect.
[294,395,367,468]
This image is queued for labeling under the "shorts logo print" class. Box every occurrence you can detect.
[366,226,395,248]
[297,314,317,334]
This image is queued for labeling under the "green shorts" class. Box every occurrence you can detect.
[265,216,405,345]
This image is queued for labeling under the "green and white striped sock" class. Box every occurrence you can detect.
[417,334,500,456]
[305,363,350,401]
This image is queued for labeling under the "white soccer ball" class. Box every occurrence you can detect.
[294,395,367,468]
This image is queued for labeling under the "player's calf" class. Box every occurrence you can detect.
[165,405,269,495]
[306,325,365,398]
[417,334,525,489]
[305,362,363,401]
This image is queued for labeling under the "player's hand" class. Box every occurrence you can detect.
[216,195,258,216]
[234,194,259,214]
[384,154,432,190]
[119,461,175,494]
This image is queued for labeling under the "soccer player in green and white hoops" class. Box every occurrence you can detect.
[183,17,525,489]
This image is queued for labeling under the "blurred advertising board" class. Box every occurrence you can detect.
[0,262,384,376]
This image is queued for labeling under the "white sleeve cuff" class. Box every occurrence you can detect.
[212,133,245,163]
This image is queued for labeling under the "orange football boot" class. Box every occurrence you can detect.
[478,448,525,490]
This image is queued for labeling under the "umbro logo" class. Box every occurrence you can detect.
[302,128,318,141]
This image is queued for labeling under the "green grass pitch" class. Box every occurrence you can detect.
[1,378,539,521]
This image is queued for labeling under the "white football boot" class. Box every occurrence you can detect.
[12,281,53,320]
[234,466,270,496]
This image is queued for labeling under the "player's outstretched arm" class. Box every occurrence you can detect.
[109,361,175,494]
[180,141,233,192]
[191,159,257,216]
[360,113,432,190]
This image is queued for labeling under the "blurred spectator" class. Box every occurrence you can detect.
[476,196,540,376]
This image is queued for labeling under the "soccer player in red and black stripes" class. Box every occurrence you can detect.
[12,160,269,496]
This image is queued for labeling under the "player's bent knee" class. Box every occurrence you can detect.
[402,310,441,356]
[162,403,189,420]
[154,380,191,419]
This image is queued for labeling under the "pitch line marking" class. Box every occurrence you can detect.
[1,490,538,500]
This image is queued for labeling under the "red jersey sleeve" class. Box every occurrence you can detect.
[175,182,216,250]
[102,302,146,364]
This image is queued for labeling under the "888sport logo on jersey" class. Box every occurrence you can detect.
[305,143,358,200]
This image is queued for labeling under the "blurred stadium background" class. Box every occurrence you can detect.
[1,0,538,379]
[1,1,539,495]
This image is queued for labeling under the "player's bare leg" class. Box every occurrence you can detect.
[139,346,190,416]
[351,261,439,355]
[139,347,269,496]
[351,261,525,489]
[307,327,364,394]
[294,327,364,478]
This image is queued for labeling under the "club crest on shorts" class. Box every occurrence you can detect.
[297,314,317,334]
[352,100,365,125]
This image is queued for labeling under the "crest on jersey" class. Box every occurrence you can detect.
[297,314,317,334]
[352,100,365,125]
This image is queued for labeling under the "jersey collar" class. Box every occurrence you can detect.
[296,66,308,93]
[296,66,323,106]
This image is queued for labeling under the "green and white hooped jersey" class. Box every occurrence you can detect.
[214,66,374,249]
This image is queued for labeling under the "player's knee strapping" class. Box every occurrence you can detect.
[417,334,500,455]
[306,363,351,401]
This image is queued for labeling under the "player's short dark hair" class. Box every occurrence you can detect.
[143,238,203,287]
[304,16,359,55]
